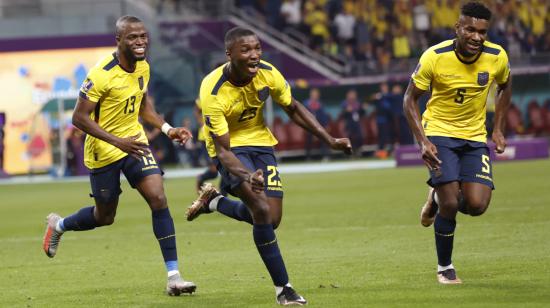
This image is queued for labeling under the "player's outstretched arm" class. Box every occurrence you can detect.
[282,98,352,155]
[403,80,441,170]
[212,133,264,193]
[73,96,150,159]
[492,76,512,154]
[139,95,192,145]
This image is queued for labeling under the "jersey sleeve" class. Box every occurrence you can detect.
[411,49,436,91]
[269,65,292,107]
[201,94,229,138]
[495,49,510,85]
[79,67,108,103]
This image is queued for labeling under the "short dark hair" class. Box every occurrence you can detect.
[115,15,143,36]
[224,27,256,50]
[461,1,491,20]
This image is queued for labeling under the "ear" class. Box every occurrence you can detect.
[225,49,230,60]
[454,22,460,36]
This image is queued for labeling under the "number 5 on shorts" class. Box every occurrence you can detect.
[481,154,490,174]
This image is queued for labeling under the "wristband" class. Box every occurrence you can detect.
[161,122,173,135]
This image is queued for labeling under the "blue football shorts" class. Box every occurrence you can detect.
[89,152,162,204]
[213,146,283,198]
[427,136,494,189]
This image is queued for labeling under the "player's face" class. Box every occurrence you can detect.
[228,35,262,79]
[118,22,148,62]
[455,16,488,57]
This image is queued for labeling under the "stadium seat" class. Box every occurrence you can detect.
[285,121,306,150]
[526,100,545,136]
[505,103,524,136]
[272,116,289,151]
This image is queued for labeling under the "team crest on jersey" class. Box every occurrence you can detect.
[477,72,489,86]
[80,78,94,93]
[138,76,144,90]
[258,86,270,101]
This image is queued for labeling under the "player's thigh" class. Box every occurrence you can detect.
[121,153,165,209]
[89,159,123,214]
[426,137,461,187]
[459,145,494,190]
[253,150,284,199]
[213,152,256,198]
[461,181,492,210]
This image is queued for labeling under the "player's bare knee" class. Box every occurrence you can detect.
[96,214,115,226]
[468,202,489,216]
[148,193,167,210]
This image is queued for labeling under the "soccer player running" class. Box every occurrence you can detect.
[42,16,197,296]
[185,27,352,305]
[403,2,511,284]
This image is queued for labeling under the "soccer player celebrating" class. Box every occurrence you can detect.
[185,27,352,305]
[403,2,511,284]
[42,16,197,296]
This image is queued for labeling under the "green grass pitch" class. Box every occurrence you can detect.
[1,159,549,307]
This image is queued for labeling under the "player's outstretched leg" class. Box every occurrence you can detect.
[276,286,308,306]
[187,183,253,224]
[420,187,439,227]
[186,183,219,221]
[166,273,197,296]
[42,213,63,258]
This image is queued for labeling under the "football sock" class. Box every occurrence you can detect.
[216,197,253,224]
[434,214,456,267]
[457,194,469,214]
[62,206,99,231]
[437,263,455,272]
[152,207,178,272]
[253,224,289,287]
[275,283,292,296]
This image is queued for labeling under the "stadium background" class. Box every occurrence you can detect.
[1,1,549,307]
[0,0,548,176]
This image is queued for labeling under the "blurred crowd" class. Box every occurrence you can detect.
[236,0,550,75]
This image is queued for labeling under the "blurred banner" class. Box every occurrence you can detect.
[0,46,113,175]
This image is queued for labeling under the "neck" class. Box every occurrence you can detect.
[225,64,252,87]
[116,51,136,72]
[455,42,479,61]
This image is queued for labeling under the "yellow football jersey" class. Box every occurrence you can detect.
[195,98,206,142]
[412,40,510,142]
[79,53,149,169]
[200,60,292,157]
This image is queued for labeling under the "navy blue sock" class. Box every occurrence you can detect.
[253,224,289,287]
[198,170,218,186]
[152,207,178,271]
[434,214,456,267]
[217,198,253,224]
[62,206,99,231]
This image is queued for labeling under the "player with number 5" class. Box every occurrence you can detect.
[403,2,511,284]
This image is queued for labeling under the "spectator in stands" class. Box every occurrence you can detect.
[280,0,303,34]
[370,83,394,159]
[340,89,364,155]
[390,84,413,145]
[303,88,330,161]
[332,5,356,46]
